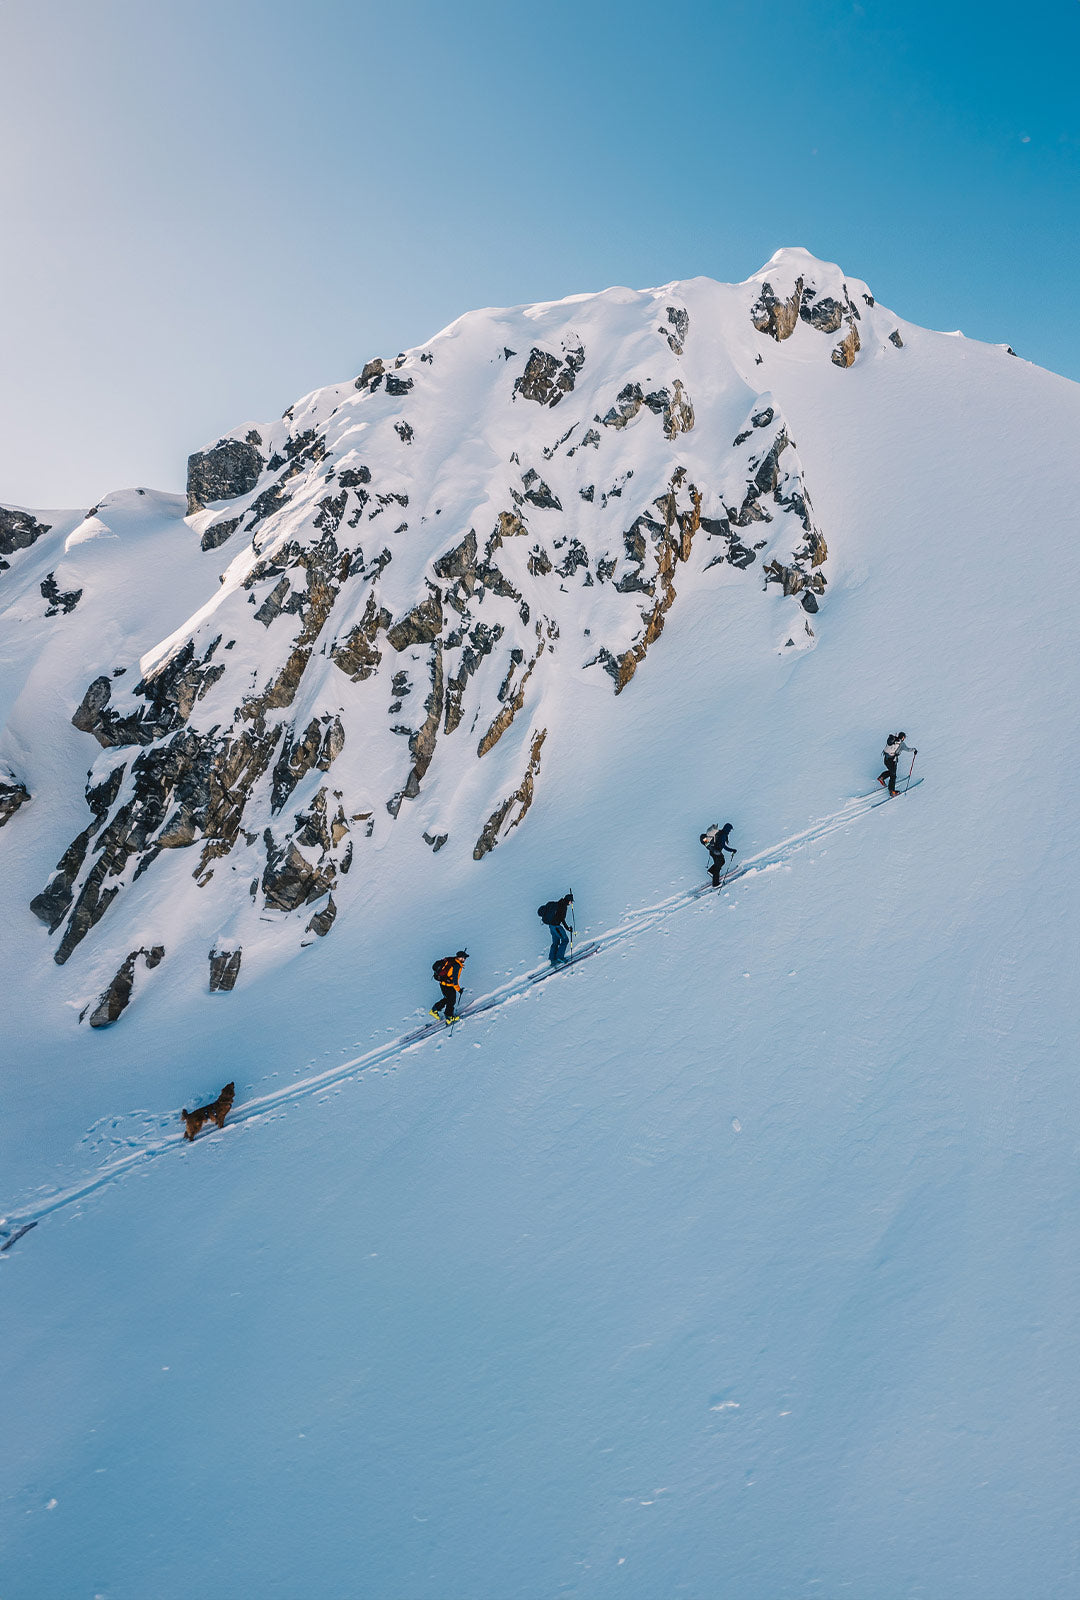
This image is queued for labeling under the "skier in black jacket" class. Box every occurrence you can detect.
[878,732,916,797]
[538,893,573,965]
[701,823,736,887]
[430,950,468,1023]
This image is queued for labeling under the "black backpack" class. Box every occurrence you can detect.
[537,901,559,925]
[433,957,455,982]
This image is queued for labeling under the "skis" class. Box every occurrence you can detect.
[870,776,924,807]
[0,1221,38,1253]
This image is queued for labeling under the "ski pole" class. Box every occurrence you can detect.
[569,889,576,968]
[904,750,917,793]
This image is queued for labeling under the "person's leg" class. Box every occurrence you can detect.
[555,925,570,961]
[431,992,447,1016]
[442,983,459,1020]
[886,756,898,795]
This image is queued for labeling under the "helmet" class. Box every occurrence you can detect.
[897,731,906,740]
[456,949,468,959]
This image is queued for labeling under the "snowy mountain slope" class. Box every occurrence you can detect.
[2,250,879,1019]
[3,248,1080,1598]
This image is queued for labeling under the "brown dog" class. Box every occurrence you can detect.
[182,1082,235,1141]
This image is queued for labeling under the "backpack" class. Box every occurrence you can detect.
[537,901,559,925]
[701,823,719,846]
[433,957,455,983]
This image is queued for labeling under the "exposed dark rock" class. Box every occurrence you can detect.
[521,470,562,510]
[477,634,545,757]
[444,621,502,735]
[31,824,96,931]
[305,896,337,938]
[262,831,335,911]
[40,572,82,615]
[245,479,292,531]
[646,380,695,439]
[763,559,826,598]
[200,516,241,551]
[1,506,53,558]
[831,316,861,368]
[473,728,546,860]
[751,277,804,341]
[433,529,478,583]
[356,358,385,391]
[395,421,414,443]
[514,343,585,407]
[186,439,263,516]
[386,588,443,650]
[798,296,845,333]
[0,779,30,827]
[600,382,644,429]
[385,373,413,396]
[752,407,775,429]
[338,465,371,488]
[889,329,904,348]
[332,593,391,681]
[423,831,448,853]
[661,306,689,355]
[88,945,164,1028]
[556,539,589,579]
[209,947,242,992]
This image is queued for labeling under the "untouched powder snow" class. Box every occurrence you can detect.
[2,250,1079,1597]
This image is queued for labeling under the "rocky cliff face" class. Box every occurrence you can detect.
[5,250,905,1015]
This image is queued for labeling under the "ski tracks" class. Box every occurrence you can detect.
[0,783,921,1250]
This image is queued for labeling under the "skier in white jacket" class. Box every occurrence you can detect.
[878,732,916,797]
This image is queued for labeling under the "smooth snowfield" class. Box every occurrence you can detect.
[3,257,1080,1597]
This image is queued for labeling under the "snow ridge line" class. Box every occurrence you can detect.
[0,785,917,1245]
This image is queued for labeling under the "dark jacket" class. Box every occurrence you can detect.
[434,955,466,992]
[549,894,573,931]
[703,824,734,862]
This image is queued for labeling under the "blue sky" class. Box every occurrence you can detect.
[2,0,1077,506]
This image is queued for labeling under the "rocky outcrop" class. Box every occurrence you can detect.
[40,572,82,615]
[473,728,546,860]
[600,380,693,439]
[660,306,689,355]
[798,291,845,333]
[186,437,263,516]
[890,329,904,348]
[386,588,443,651]
[262,832,336,912]
[831,315,861,368]
[751,277,804,341]
[305,896,337,938]
[514,343,585,407]
[332,593,391,681]
[209,947,242,992]
[0,506,52,565]
[477,629,546,757]
[0,778,30,827]
[200,516,241,552]
[87,945,164,1028]
[36,270,838,979]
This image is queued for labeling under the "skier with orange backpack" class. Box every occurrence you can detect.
[430,949,468,1024]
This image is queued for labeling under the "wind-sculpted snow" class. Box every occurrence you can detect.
[7,252,870,1007]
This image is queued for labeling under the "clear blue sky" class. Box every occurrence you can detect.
[2,0,1077,507]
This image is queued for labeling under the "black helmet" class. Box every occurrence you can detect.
[456,948,468,959]
[897,731,906,740]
